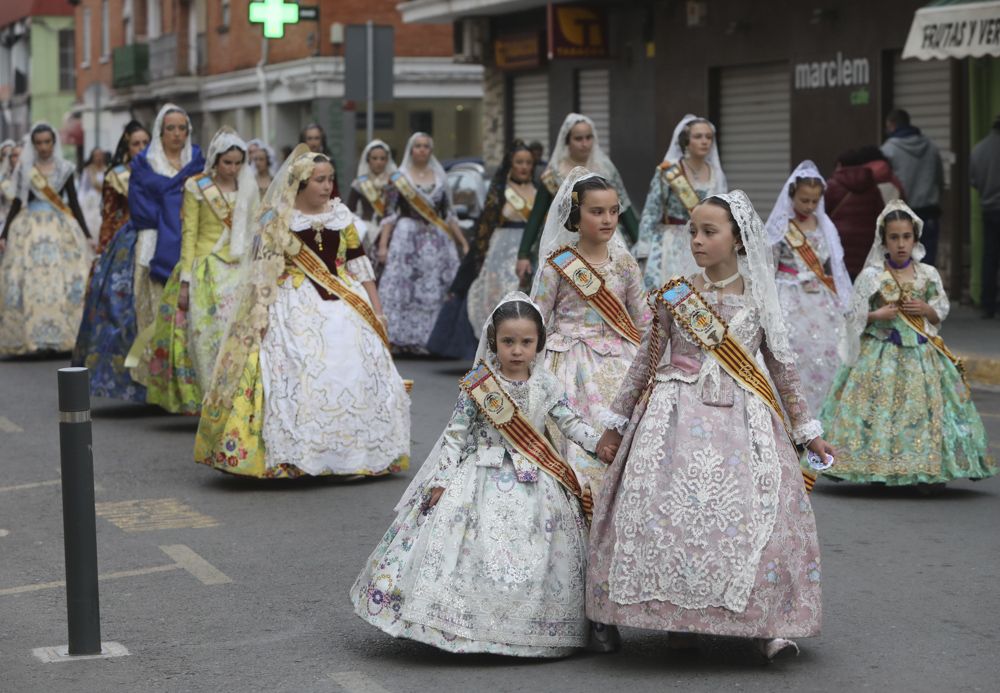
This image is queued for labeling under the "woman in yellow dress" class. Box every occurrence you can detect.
[135,128,256,414]
[195,146,410,479]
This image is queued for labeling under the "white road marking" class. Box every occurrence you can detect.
[1,545,231,595]
[32,641,130,663]
[0,529,9,537]
[159,544,232,585]
[0,416,24,433]
[329,671,393,693]
[0,479,61,493]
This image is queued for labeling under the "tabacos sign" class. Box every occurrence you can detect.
[794,52,871,105]
[547,4,609,59]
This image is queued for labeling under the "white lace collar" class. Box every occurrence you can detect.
[289,202,353,232]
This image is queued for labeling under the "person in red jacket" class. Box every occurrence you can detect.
[826,148,901,277]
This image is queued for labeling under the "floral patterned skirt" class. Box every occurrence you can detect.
[135,265,201,414]
[379,217,460,351]
[0,203,92,356]
[71,222,145,401]
[545,341,635,494]
[819,337,994,484]
[351,458,588,656]
[776,279,845,413]
[188,252,241,391]
[466,226,522,338]
[642,222,698,292]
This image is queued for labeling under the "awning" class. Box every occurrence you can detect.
[902,0,1000,60]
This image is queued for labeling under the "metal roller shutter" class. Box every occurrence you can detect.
[512,73,550,151]
[719,62,791,213]
[892,55,952,154]
[577,68,611,154]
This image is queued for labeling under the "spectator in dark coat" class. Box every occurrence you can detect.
[971,114,1000,318]
[826,148,889,278]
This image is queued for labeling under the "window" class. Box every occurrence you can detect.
[59,29,75,90]
[81,8,92,67]
[123,0,134,44]
[222,0,231,28]
[100,0,110,60]
[147,0,162,39]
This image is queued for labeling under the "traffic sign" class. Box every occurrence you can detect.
[249,0,300,39]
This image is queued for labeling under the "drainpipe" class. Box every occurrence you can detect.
[257,37,270,142]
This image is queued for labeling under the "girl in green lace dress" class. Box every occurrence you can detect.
[819,200,994,486]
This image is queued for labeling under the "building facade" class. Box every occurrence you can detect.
[403,0,999,298]
[72,0,483,186]
[0,1,77,150]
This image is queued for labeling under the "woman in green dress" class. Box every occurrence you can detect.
[819,200,994,487]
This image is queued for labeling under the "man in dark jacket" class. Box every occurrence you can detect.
[971,114,1000,318]
[882,109,944,265]
[827,148,888,278]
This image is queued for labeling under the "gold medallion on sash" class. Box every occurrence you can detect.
[657,277,818,492]
[290,241,390,349]
[504,185,532,222]
[107,164,131,196]
[785,221,837,295]
[540,168,560,196]
[193,173,233,228]
[390,172,463,249]
[460,360,593,519]
[879,269,968,391]
[659,160,701,214]
[547,246,641,346]
[358,176,386,217]
[29,167,74,219]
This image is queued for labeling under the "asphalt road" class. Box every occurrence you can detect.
[2,354,999,693]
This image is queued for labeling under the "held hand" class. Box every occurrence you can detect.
[901,299,929,317]
[597,429,624,464]
[377,246,389,265]
[422,486,445,511]
[870,303,898,322]
[806,437,837,465]
[177,281,190,312]
[515,258,532,281]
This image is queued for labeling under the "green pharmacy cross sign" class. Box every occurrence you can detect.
[249,0,300,39]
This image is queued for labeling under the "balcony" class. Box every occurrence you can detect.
[149,34,178,82]
[112,44,150,88]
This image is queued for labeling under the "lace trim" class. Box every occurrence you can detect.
[791,419,823,446]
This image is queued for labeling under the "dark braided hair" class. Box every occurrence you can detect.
[696,196,746,255]
[878,209,918,244]
[486,300,546,354]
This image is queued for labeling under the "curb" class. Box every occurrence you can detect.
[958,353,1000,389]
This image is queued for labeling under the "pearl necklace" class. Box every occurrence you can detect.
[701,269,741,292]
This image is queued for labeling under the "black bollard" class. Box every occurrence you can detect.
[57,367,101,655]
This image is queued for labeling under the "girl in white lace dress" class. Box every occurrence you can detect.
[589,191,836,661]
[352,293,604,657]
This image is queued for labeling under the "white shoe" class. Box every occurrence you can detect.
[759,638,799,662]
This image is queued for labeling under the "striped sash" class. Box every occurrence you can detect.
[460,360,593,519]
[660,160,700,215]
[547,245,641,346]
[785,221,837,295]
[390,171,463,248]
[107,164,131,196]
[29,167,74,220]
[657,277,818,492]
[504,185,532,221]
[358,176,386,217]
[192,173,233,228]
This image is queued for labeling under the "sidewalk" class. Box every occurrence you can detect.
[941,304,1000,388]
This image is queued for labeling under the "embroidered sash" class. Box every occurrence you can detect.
[785,221,837,295]
[540,168,560,196]
[879,269,968,389]
[29,167,74,219]
[460,360,593,519]
[358,176,386,217]
[547,246,641,346]
[107,164,131,196]
[290,242,390,349]
[504,185,533,221]
[659,160,701,215]
[193,173,233,228]
[657,277,818,492]
[390,171,462,248]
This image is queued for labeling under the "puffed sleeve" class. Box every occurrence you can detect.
[343,223,375,283]
[924,264,950,327]
[635,169,665,259]
[761,339,823,445]
[178,180,202,283]
[608,297,670,429]
[430,391,477,486]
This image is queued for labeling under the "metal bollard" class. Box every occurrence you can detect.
[57,367,101,655]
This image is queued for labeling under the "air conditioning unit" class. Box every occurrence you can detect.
[453,18,483,64]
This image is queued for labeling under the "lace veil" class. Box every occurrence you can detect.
[15,122,74,204]
[146,103,194,177]
[547,113,631,212]
[201,127,259,259]
[663,114,727,193]
[394,290,546,512]
[356,139,398,180]
[764,160,852,309]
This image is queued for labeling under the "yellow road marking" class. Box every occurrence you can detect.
[0,479,61,493]
[95,498,218,532]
